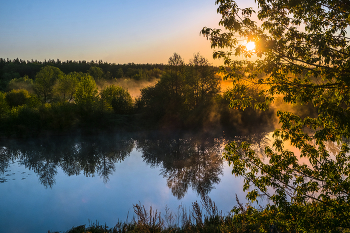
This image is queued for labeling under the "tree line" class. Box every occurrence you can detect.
[0,58,166,91]
[0,53,276,137]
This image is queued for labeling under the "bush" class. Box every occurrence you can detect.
[39,102,78,131]
[5,89,31,107]
[0,91,9,117]
[3,105,40,137]
[100,85,133,114]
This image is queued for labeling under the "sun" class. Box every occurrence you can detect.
[245,41,256,51]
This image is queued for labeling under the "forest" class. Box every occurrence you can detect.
[0,53,280,138]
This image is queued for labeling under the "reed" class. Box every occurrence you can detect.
[64,195,239,233]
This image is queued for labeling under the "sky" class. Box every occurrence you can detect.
[0,0,255,65]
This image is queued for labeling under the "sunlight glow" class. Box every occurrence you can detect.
[245,41,256,51]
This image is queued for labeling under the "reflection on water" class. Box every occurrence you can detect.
[136,135,226,199]
[1,134,134,187]
[0,131,270,233]
[1,133,229,198]
[0,132,272,194]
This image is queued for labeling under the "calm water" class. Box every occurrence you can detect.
[0,131,270,233]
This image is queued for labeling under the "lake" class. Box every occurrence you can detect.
[0,131,271,233]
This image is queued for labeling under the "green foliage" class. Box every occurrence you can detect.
[148,67,163,79]
[65,195,350,233]
[38,102,78,131]
[139,53,220,129]
[0,58,168,85]
[100,85,133,114]
[7,75,34,92]
[34,65,65,103]
[218,88,275,133]
[55,71,79,101]
[138,54,185,126]
[27,94,41,108]
[4,105,40,137]
[0,71,20,91]
[230,199,350,232]
[74,73,98,112]
[202,0,350,231]
[0,91,9,117]
[88,66,104,81]
[0,59,218,135]
[5,89,31,108]
[116,68,124,78]
[186,53,220,109]
[168,52,184,66]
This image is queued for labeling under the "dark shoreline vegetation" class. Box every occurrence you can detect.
[0,53,296,138]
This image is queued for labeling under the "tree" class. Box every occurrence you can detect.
[8,75,34,93]
[168,52,185,66]
[202,0,350,231]
[34,66,64,103]
[0,91,9,117]
[100,85,133,114]
[0,71,20,91]
[116,68,124,79]
[139,53,220,129]
[55,72,79,102]
[74,74,98,112]
[88,66,104,81]
[168,53,185,97]
[5,89,31,108]
[186,53,219,109]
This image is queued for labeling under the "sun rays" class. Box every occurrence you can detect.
[245,41,256,51]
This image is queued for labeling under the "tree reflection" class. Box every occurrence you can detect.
[136,133,225,199]
[0,131,272,197]
[0,145,21,183]
[37,162,57,188]
[0,134,134,188]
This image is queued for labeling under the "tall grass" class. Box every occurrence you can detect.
[64,195,239,233]
[60,194,350,233]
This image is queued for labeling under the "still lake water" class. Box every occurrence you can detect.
[0,131,270,233]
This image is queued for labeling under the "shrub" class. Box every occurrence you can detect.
[100,85,133,114]
[5,89,31,107]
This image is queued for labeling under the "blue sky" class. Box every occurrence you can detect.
[0,0,254,65]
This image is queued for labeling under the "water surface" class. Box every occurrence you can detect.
[0,131,269,232]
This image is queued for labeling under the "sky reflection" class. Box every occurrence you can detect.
[0,133,252,233]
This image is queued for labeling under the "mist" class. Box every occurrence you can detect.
[97,78,159,98]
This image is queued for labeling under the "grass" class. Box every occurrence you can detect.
[62,195,239,233]
[58,194,350,233]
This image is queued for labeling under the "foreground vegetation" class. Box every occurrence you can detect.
[63,195,350,233]
[200,0,350,232]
